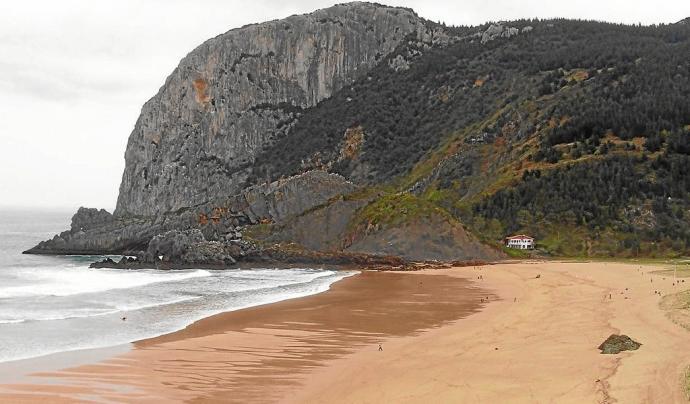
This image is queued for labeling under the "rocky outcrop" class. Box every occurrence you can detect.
[477,23,520,44]
[25,170,356,256]
[71,207,114,231]
[598,334,642,354]
[115,2,441,217]
[265,196,370,251]
[27,216,158,255]
[234,171,357,224]
[345,215,502,261]
[144,229,205,262]
[251,191,501,261]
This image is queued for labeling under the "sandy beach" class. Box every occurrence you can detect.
[1,261,689,403]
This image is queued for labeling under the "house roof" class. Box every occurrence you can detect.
[506,234,534,240]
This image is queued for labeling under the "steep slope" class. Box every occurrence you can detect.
[248,19,690,257]
[115,2,448,216]
[28,7,690,262]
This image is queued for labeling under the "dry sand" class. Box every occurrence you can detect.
[1,261,689,403]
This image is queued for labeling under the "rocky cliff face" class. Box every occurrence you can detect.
[26,170,356,256]
[116,2,439,217]
[27,3,507,264]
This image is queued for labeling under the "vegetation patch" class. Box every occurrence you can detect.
[351,192,453,231]
[243,223,275,244]
[653,265,690,278]
[660,290,690,331]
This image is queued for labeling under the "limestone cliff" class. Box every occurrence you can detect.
[116,2,439,216]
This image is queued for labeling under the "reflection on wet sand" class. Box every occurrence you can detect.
[1,271,489,403]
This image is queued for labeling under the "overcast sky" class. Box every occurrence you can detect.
[1,0,688,211]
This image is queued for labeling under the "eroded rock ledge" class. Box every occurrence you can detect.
[26,170,355,261]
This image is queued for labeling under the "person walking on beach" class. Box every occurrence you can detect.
[378,344,383,351]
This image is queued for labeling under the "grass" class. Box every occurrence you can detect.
[351,192,453,230]
[537,226,595,257]
[242,223,274,243]
[502,246,532,258]
[653,265,690,278]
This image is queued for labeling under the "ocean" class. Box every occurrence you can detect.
[0,209,354,363]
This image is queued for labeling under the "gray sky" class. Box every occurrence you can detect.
[1,0,688,211]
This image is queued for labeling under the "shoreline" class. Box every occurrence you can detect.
[0,267,357,374]
[1,261,689,403]
[0,268,490,402]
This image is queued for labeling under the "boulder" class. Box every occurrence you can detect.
[70,207,113,231]
[182,241,237,265]
[598,334,642,354]
[145,229,205,262]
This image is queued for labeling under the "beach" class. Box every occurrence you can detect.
[1,261,689,403]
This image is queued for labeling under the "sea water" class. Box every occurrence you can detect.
[0,209,355,363]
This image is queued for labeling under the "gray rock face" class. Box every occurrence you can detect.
[145,229,205,262]
[115,2,434,217]
[345,215,502,261]
[71,207,113,231]
[480,23,520,44]
[27,215,158,255]
[181,241,239,265]
[268,197,369,251]
[26,170,356,256]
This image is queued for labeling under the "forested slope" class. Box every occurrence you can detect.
[249,18,690,257]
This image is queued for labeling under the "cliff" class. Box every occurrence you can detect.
[115,2,443,217]
[28,5,687,264]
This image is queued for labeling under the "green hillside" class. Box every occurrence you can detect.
[249,19,690,257]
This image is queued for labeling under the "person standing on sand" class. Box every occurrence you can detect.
[378,344,383,351]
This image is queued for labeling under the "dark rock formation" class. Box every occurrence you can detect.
[345,215,502,261]
[144,229,205,262]
[598,334,642,354]
[27,216,156,255]
[71,207,114,231]
[251,192,501,261]
[241,244,410,269]
[477,23,521,44]
[265,197,370,252]
[115,2,443,217]
[26,170,356,257]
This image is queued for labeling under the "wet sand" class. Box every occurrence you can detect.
[0,271,489,403]
[1,261,690,403]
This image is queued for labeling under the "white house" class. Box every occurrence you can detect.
[505,235,535,249]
